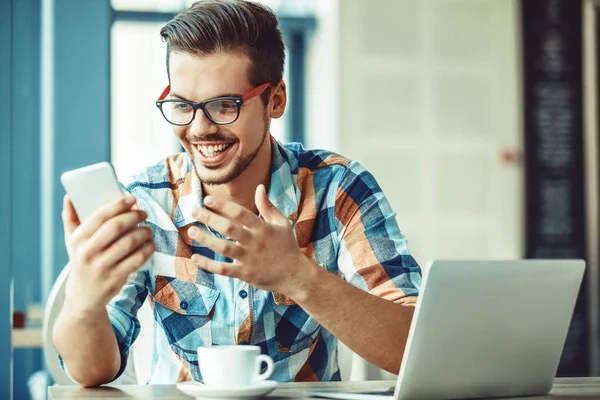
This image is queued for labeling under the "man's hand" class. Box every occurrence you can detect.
[62,194,155,313]
[188,184,314,296]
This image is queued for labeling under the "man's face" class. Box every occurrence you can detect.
[168,51,270,185]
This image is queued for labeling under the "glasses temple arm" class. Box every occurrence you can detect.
[157,85,171,101]
[241,83,270,102]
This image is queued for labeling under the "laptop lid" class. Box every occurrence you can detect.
[394,259,585,400]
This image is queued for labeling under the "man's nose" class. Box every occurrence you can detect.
[189,108,217,137]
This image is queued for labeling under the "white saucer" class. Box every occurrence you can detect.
[176,380,279,399]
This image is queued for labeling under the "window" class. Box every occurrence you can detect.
[110,1,313,178]
[111,20,180,179]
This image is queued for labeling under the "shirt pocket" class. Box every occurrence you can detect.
[271,293,321,359]
[152,275,220,362]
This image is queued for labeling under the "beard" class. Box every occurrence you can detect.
[192,111,270,186]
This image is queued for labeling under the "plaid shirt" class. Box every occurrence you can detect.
[108,138,421,383]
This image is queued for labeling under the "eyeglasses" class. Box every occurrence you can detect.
[155,83,270,126]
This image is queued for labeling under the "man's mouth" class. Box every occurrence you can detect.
[194,143,234,157]
[192,142,236,165]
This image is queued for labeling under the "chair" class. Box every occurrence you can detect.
[132,295,154,383]
[42,266,144,385]
[337,340,391,381]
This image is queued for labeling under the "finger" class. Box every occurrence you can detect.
[93,226,153,270]
[255,184,286,225]
[76,194,138,239]
[86,210,148,254]
[203,195,261,230]
[62,195,80,239]
[191,253,235,277]
[188,226,246,260]
[114,238,155,277]
[192,207,251,243]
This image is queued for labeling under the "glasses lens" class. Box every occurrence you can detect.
[161,101,194,125]
[205,99,239,124]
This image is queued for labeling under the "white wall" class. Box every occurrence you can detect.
[305,0,340,152]
[306,0,524,265]
[304,0,524,380]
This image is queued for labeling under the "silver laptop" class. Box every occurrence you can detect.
[310,259,585,400]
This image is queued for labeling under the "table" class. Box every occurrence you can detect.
[12,328,43,348]
[47,377,600,399]
[48,380,395,399]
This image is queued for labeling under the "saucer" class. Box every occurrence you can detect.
[176,380,279,399]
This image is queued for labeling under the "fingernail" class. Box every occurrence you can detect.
[125,194,136,205]
[204,196,214,206]
[188,227,198,238]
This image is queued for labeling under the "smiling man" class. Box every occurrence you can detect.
[53,0,421,387]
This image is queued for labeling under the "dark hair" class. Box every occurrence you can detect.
[160,0,285,104]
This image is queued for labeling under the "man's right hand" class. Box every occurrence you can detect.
[62,194,155,313]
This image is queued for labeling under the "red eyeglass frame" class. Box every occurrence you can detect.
[155,82,271,126]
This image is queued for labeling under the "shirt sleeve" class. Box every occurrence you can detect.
[105,268,150,382]
[106,183,153,381]
[333,161,422,306]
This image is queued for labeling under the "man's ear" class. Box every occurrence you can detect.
[268,81,287,119]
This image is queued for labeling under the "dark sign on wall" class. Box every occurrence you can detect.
[521,0,587,376]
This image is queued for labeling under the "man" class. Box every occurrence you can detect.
[54,0,421,387]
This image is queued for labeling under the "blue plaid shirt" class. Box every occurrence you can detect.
[107,138,421,383]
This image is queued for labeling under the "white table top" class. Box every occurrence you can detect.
[48,377,600,399]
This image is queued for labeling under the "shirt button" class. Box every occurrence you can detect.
[180,301,188,310]
[239,290,248,299]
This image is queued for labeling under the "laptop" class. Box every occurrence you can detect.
[309,259,585,400]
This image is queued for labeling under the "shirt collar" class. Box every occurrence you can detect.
[186,136,300,224]
[266,136,300,223]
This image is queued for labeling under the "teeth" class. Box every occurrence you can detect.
[196,143,232,157]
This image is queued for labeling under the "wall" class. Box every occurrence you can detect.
[336,0,523,265]
[302,0,524,379]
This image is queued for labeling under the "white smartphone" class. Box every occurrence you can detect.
[61,162,125,222]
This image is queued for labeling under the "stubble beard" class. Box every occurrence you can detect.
[193,113,270,186]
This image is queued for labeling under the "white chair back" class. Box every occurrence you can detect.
[42,266,141,385]
[42,266,75,386]
[338,340,383,381]
[132,297,154,383]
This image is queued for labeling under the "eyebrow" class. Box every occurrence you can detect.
[170,91,243,102]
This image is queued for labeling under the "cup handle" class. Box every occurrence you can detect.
[253,354,274,383]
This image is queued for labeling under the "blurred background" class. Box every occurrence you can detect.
[1,0,599,398]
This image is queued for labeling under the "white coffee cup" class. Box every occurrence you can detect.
[197,345,275,387]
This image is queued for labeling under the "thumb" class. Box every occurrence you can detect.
[62,195,80,241]
[255,184,284,225]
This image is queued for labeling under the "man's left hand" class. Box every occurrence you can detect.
[188,184,312,296]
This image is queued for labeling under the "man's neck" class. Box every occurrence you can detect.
[202,140,272,215]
